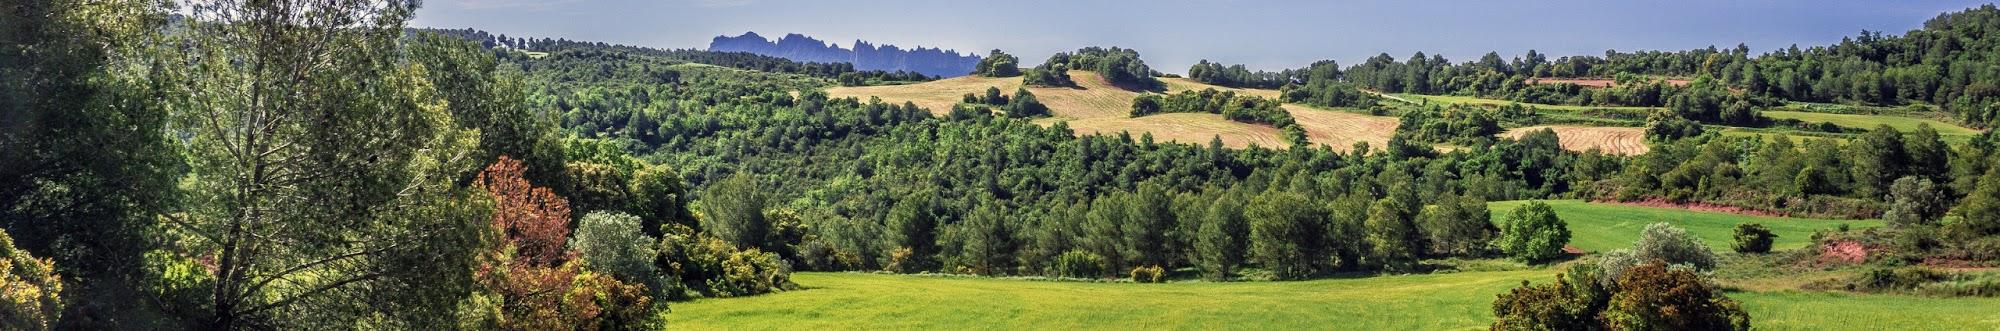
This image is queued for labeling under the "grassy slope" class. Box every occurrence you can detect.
[1762,110,1982,136]
[668,201,1974,330]
[669,270,1551,330]
[1487,200,1881,252]
[827,71,1401,149]
[668,272,2000,330]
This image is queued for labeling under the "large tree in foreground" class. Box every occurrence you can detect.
[164,0,489,327]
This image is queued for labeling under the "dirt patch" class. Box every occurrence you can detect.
[1819,240,1868,265]
[1528,77,1692,88]
[1601,198,1791,217]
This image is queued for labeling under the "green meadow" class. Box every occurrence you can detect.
[667,271,2000,330]
[1487,200,1879,252]
[1762,110,1982,136]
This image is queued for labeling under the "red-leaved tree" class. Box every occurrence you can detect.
[475,156,574,266]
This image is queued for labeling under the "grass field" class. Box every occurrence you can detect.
[667,272,2000,330]
[668,270,1553,330]
[1501,126,1649,155]
[1390,93,1657,113]
[828,71,1404,149]
[1487,200,1880,252]
[1762,110,1981,136]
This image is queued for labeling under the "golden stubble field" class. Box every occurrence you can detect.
[827,71,1394,149]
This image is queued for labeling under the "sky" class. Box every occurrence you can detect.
[412,0,1996,72]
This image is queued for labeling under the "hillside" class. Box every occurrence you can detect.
[827,70,1396,149]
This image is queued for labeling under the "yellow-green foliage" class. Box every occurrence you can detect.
[0,230,62,330]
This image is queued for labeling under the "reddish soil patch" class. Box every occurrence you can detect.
[1528,78,1692,88]
[1562,245,1588,255]
[1596,198,1790,217]
[1819,240,1868,264]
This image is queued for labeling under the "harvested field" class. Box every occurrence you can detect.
[1503,125,1649,155]
[829,71,1407,150]
[825,75,1023,115]
[1285,105,1398,149]
[1160,77,1282,99]
[1054,113,1289,148]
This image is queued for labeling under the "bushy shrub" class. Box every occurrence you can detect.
[1052,250,1106,279]
[707,248,792,297]
[1490,274,1599,331]
[568,272,660,330]
[1129,265,1166,283]
[1498,201,1571,264]
[1495,263,1749,330]
[1731,223,1775,254]
[570,212,663,294]
[0,230,62,330]
[653,223,790,299]
[1631,223,1717,270]
[1604,263,1751,331]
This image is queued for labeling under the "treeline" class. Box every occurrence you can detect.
[1187,59,1294,89]
[1278,60,1383,109]
[1132,89,1304,143]
[1332,5,2000,128]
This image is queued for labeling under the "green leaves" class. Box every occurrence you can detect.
[1498,201,1571,264]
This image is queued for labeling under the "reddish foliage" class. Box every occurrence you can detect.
[476,156,574,266]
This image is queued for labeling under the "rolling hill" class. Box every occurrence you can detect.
[826,71,1396,149]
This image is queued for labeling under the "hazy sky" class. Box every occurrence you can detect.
[412,0,1995,72]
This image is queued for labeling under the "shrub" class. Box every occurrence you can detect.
[1631,223,1717,270]
[570,212,663,294]
[1731,223,1775,254]
[707,248,792,297]
[1490,275,1598,331]
[1604,263,1751,331]
[1052,250,1106,279]
[1129,265,1166,283]
[1498,201,1571,264]
[0,230,62,330]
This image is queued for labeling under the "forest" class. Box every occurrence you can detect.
[6,0,2000,330]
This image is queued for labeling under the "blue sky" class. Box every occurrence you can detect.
[412,0,1995,72]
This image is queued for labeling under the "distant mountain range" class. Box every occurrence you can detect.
[708,32,980,78]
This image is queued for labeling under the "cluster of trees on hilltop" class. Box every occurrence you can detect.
[1061,47,1162,89]
[957,87,1049,119]
[1278,60,1385,109]
[1132,89,1305,143]
[1187,60,1295,89]
[972,49,1021,77]
[1024,53,1078,87]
